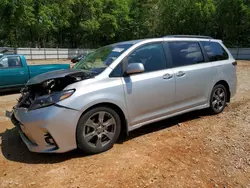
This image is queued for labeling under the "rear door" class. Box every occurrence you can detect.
[123,42,176,126]
[0,56,29,88]
[167,41,216,111]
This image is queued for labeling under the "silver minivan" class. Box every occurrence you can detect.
[9,35,237,154]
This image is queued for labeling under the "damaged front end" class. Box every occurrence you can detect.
[5,69,92,153]
[17,69,94,110]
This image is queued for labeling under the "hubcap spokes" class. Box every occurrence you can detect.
[83,111,116,148]
[212,88,226,111]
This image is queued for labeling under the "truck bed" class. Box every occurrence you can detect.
[28,64,70,78]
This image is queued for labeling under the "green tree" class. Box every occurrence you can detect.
[214,0,250,46]
[0,0,35,46]
[0,0,249,48]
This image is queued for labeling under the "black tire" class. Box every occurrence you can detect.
[76,106,121,154]
[208,84,228,114]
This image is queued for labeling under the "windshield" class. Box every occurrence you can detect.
[73,44,133,74]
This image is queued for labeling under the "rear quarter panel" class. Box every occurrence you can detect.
[211,59,237,98]
[201,41,237,99]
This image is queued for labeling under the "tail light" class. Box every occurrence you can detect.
[232,61,237,66]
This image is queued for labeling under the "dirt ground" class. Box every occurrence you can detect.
[0,61,250,188]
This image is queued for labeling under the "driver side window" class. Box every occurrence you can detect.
[128,43,166,73]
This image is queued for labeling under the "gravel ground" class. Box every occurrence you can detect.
[0,61,250,188]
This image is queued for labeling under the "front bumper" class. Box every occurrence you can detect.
[9,105,81,153]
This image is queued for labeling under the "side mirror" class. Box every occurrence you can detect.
[126,63,144,75]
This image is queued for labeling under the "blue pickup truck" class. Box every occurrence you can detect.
[0,55,70,91]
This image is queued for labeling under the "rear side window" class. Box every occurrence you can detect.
[169,41,204,67]
[201,41,229,61]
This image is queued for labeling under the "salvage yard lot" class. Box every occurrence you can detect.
[0,61,250,188]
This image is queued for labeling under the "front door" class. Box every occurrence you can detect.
[123,42,176,126]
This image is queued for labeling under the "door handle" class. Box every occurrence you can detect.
[163,73,173,79]
[176,71,185,77]
[20,71,24,75]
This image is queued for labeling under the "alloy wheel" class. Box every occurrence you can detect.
[212,87,226,111]
[83,111,116,148]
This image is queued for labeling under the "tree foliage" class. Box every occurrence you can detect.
[0,0,249,48]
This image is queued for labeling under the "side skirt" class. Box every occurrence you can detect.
[127,103,209,132]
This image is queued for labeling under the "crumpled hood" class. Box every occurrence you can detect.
[27,69,92,85]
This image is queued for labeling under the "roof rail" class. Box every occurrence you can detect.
[165,35,213,39]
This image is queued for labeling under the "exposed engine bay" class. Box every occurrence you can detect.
[17,71,94,108]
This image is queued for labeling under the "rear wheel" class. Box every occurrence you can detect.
[76,106,121,154]
[209,84,228,114]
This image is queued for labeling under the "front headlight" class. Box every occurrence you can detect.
[29,90,75,111]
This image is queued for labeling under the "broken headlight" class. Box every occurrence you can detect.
[29,90,75,111]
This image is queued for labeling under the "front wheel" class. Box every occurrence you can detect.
[208,84,228,114]
[76,106,121,154]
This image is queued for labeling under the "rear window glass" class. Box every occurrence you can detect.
[0,56,22,68]
[201,41,229,61]
[169,42,204,67]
